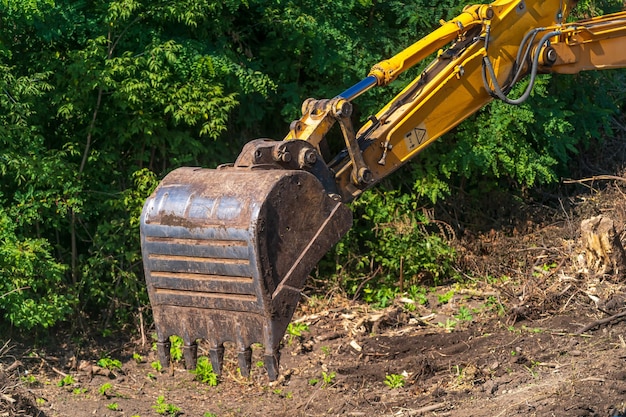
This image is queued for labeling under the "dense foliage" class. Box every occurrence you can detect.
[0,0,624,330]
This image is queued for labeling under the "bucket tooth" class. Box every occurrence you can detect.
[156,340,171,367]
[209,346,225,375]
[183,343,198,370]
[264,353,280,381]
[141,166,353,380]
[237,347,253,377]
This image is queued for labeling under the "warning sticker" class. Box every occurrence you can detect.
[404,126,428,152]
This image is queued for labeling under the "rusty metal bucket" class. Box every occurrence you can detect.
[140,164,352,380]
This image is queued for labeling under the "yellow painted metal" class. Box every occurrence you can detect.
[367,4,488,86]
[549,11,626,74]
[281,0,626,200]
[328,0,626,199]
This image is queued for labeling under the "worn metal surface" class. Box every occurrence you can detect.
[140,162,352,380]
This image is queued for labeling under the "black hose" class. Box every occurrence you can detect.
[482,30,561,105]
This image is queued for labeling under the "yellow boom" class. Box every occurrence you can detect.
[286,0,626,201]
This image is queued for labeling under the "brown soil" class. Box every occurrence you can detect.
[3,179,626,417]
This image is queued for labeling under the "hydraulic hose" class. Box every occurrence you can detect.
[482,30,561,105]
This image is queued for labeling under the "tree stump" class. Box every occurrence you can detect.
[581,215,626,279]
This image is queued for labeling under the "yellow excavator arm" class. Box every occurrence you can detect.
[140,0,626,380]
[286,0,626,201]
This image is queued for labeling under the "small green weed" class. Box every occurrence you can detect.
[507,325,520,333]
[438,318,457,331]
[363,286,397,308]
[57,374,75,387]
[151,361,163,372]
[384,373,405,389]
[321,371,336,387]
[486,275,510,285]
[521,325,543,334]
[191,357,219,386]
[272,389,293,399]
[533,262,557,277]
[21,375,38,385]
[203,413,217,417]
[106,402,119,411]
[455,306,473,322]
[287,322,309,337]
[153,396,181,416]
[485,295,505,316]
[132,352,143,363]
[169,335,184,362]
[524,364,538,378]
[97,357,122,371]
[150,334,184,363]
[438,289,455,304]
[72,387,88,395]
[98,382,113,396]
[308,378,319,386]
[406,285,428,305]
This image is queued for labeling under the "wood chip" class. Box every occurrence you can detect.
[349,340,362,352]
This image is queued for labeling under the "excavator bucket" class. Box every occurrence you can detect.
[140,143,352,380]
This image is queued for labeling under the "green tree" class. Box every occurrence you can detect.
[0,0,623,330]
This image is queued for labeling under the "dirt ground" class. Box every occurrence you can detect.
[3,175,626,416]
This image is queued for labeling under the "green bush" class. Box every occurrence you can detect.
[0,209,73,329]
[0,0,624,331]
[329,187,457,305]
